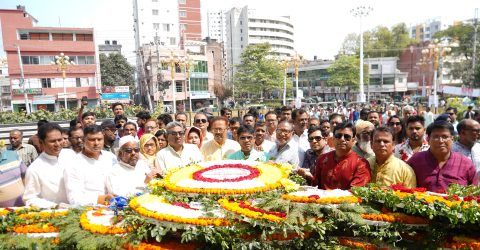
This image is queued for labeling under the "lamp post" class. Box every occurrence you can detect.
[161,50,185,114]
[351,6,373,103]
[52,53,75,110]
[421,39,451,113]
[179,54,196,114]
[278,57,291,106]
[291,52,303,108]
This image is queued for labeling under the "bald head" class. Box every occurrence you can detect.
[457,119,480,148]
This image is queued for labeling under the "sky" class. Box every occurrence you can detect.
[1,0,479,63]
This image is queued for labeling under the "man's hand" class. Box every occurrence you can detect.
[145,169,161,183]
[296,168,314,181]
[97,193,116,205]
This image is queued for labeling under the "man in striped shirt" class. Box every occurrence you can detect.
[0,148,27,207]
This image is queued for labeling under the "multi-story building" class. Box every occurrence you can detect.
[0,6,99,112]
[98,40,122,55]
[409,17,451,42]
[0,58,10,111]
[207,10,227,42]
[179,0,202,41]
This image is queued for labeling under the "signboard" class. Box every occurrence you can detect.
[190,91,210,99]
[102,99,130,104]
[33,95,56,104]
[101,86,130,93]
[101,93,130,100]
[190,72,208,78]
[57,93,77,99]
[12,88,42,95]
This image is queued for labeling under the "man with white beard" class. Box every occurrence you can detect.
[351,120,375,159]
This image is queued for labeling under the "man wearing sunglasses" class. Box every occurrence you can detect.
[228,125,269,162]
[297,126,331,182]
[305,122,371,190]
[194,113,214,142]
[64,125,119,206]
[157,121,203,172]
[106,135,157,197]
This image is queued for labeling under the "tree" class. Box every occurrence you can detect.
[99,53,136,95]
[326,55,368,89]
[339,23,415,58]
[234,43,285,98]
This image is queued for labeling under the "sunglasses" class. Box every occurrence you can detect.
[334,133,353,141]
[167,131,185,136]
[389,122,402,126]
[123,147,140,153]
[308,136,325,142]
[195,119,208,123]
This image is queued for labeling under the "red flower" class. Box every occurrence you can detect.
[308,195,320,199]
[237,201,286,218]
[192,164,260,183]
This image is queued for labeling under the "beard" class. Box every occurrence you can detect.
[358,140,374,155]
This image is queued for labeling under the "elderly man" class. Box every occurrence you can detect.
[367,127,416,188]
[453,119,480,176]
[64,125,118,206]
[194,112,214,142]
[351,120,375,159]
[264,111,278,142]
[8,129,38,166]
[253,121,275,153]
[157,121,203,173]
[144,119,159,134]
[228,125,269,161]
[298,126,331,177]
[68,127,84,153]
[201,117,240,161]
[268,120,301,166]
[302,122,371,190]
[106,135,157,197]
[408,121,478,193]
[23,123,68,208]
[292,109,310,153]
[402,105,414,121]
[394,115,429,162]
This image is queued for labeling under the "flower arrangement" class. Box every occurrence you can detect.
[80,208,128,235]
[17,210,68,220]
[218,199,286,223]
[12,223,58,233]
[338,237,388,250]
[361,212,430,224]
[192,164,260,182]
[282,194,361,204]
[439,236,480,249]
[130,194,229,227]
[126,241,198,250]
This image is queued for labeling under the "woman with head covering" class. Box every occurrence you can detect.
[185,126,203,148]
[154,129,168,150]
[139,133,161,171]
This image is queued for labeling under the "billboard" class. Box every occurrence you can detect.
[101,86,130,93]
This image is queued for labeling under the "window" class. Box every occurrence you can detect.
[52,33,74,41]
[169,37,176,45]
[192,61,208,73]
[86,56,95,64]
[180,24,187,31]
[152,9,159,15]
[240,20,243,25]
[371,64,379,70]
[178,0,186,4]
[41,78,51,88]
[240,29,242,33]
[76,78,81,87]
[240,37,243,41]
[175,63,181,73]
[153,23,160,30]
[19,32,29,40]
[163,23,170,32]
[77,56,87,65]
[190,78,208,91]
[179,11,187,17]
[176,81,183,92]
[29,33,49,40]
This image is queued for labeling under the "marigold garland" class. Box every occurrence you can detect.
[12,223,59,233]
[281,194,361,204]
[218,199,286,223]
[440,236,480,249]
[130,195,229,227]
[80,209,128,235]
[17,210,68,220]
[338,238,388,250]
[361,213,430,224]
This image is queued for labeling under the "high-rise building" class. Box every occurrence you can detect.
[179,0,202,41]
[409,17,451,42]
[207,10,227,42]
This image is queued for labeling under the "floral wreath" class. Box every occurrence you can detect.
[80,208,129,235]
[218,199,286,223]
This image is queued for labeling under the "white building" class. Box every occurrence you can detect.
[133,0,180,47]
[207,10,227,42]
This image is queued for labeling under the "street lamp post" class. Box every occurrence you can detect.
[161,50,185,114]
[52,53,75,110]
[279,58,291,106]
[291,52,303,108]
[179,54,196,114]
[416,57,429,97]
[421,39,451,113]
[351,6,373,103]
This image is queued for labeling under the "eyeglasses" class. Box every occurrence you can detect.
[276,129,292,135]
[167,131,185,137]
[308,136,325,142]
[334,133,353,141]
[123,147,140,153]
[195,119,207,123]
[389,122,402,126]
[239,135,254,141]
[430,135,452,142]
[212,128,226,133]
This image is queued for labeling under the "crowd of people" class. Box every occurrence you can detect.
[1,101,479,209]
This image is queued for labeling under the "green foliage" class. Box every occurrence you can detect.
[340,23,415,58]
[234,43,287,97]
[99,53,136,95]
[326,55,368,89]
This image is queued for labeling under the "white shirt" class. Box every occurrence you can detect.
[63,150,118,206]
[203,131,214,143]
[256,139,275,153]
[106,160,150,197]
[293,129,310,152]
[268,139,301,167]
[23,152,69,208]
[157,144,204,173]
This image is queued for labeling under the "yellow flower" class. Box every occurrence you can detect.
[279,178,300,192]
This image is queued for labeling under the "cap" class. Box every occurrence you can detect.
[119,135,139,148]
